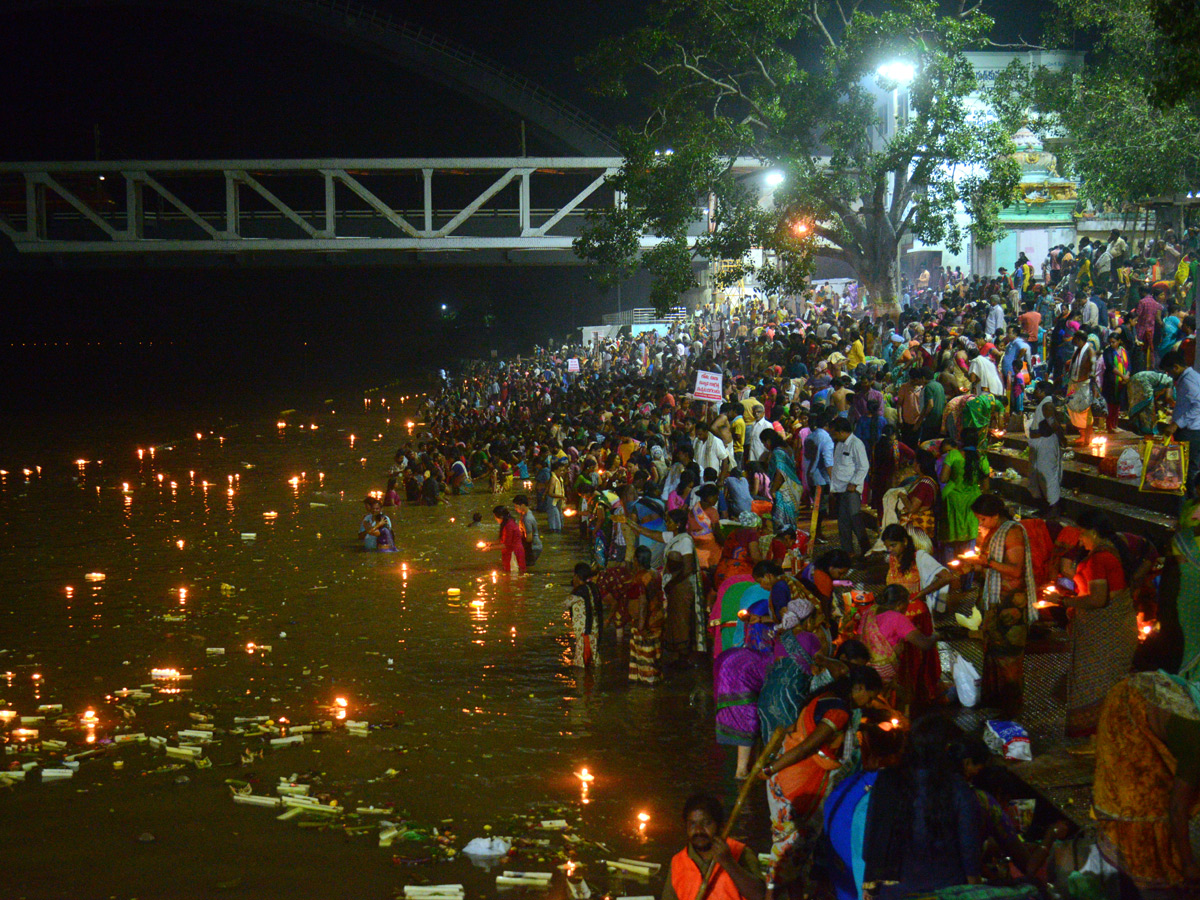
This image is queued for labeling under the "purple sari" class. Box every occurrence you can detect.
[714,647,771,747]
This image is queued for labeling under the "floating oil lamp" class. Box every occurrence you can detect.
[470,599,486,609]
[575,768,595,783]
[476,540,488,549]
[85,572,105,582]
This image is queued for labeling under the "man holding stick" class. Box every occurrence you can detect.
[662,793,766,900]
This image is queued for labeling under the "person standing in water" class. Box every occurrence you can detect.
[489,505,526,575]
[513,494,542,568]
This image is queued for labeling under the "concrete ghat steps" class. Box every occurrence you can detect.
[987,444,1178,519]
[984,445,1177,547]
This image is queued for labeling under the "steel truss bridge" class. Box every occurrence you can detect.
[0,158,765,266]
[0,158,631,265]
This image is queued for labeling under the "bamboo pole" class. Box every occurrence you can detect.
[808,485,822,548]
[693,726,787,900]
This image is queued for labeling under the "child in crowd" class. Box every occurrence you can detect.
[563,562,603,668]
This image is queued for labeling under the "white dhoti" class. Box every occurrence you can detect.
[1029,396,1063,507]
[1029,434,1062,506]
[1066,382,1093,432]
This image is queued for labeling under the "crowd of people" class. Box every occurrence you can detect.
[370,242,1200,898]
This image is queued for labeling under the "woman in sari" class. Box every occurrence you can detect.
[862,716,987,900]
[940,438,989,556]
[798,548,853,625]
[856,584,940,711]
[763,430,805,530]
[687,484,722,571]
[708,576,769,659]
[714,644,772,778]
[626,508,705,664]
[867,424,914,516]
[1061,510,1138,737]
[712,511,770,590]
[1126,368,1175,435]
[881,524,953,614]
[760,667,883,879]
[1100,331,1130,434]
[964,494,1038,718]
[900,450,941,547]
[627,546,665,685]
[757,598,824,742]
[1093,672,1200,896]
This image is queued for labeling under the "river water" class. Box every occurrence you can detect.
[0,389,759,899]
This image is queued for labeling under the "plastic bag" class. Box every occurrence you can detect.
[463,837,511,858]
[953,655,981,708]
[1139,439,1188,495]
[984,719,1032,761]
[1116,447,1143,480]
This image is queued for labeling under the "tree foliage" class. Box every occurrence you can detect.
[575,0,1023,313]
[1021,0,1200,206]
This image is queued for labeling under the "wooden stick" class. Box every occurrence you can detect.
[694,726,787,900]
[809,484,823,548]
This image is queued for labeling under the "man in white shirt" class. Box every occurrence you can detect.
[744,403,773,465]
[693,420,731,482]
[968,349,1005,397]
[985,299,1007,340]
[828,417,870,558]
[1080,294,1099,328]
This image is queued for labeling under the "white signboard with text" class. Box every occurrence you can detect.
[693,370,724,403]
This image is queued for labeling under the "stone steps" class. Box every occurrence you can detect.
[984,437,1177,547]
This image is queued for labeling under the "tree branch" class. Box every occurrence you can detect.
[808,1,838,50]
[987,37,1047,50]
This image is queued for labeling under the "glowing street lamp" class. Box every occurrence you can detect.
[876,61,915,86]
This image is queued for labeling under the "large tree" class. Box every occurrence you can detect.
[574,0,1023,314]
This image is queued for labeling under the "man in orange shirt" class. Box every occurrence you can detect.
[662,794,765,900]
[1017,302,1041,345]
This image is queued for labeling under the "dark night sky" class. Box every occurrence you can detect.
[0,0,1052,160]
[0,0,1050,415]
